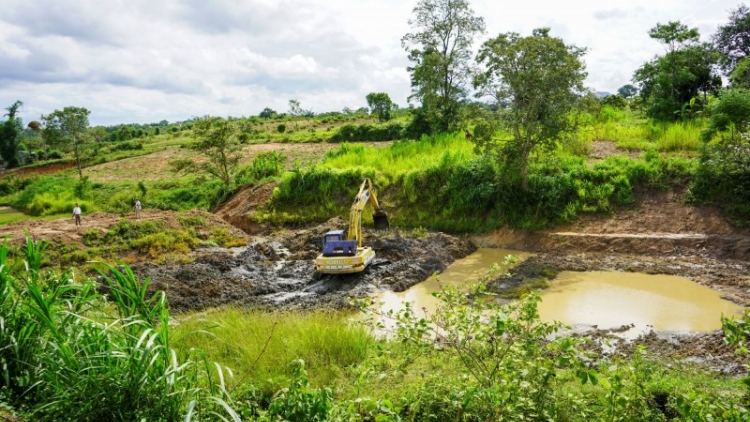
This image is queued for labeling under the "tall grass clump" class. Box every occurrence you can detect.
[320,133,474,178]
[0,238,237,421]
[173,309,373,389]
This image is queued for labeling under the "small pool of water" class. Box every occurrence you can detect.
[375,248,529,318]
[371,249,743,337]
[538,271,743,335]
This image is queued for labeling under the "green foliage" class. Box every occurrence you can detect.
[0,239,237,421]
[171,116,242,187]
[43,106,91,178]
[263,132,695,230]
[173,308,373,390]
[601,94,628,109]
[618,84,638,98]
[0,174,31,196]
[236,151,286,185]
[713,4,750,75]
[691,133,750,223]
[402,0,485,133]
[330,122,405,142]
[634,22,721,121]
[366,92,394,122]
[0,101,23,168]
[702,89,750,142]
[474,27,588,189]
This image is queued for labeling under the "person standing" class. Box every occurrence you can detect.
[73,203,82,227]
[134,198,142,219]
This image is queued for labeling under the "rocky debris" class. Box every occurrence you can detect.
[131,218,476,312]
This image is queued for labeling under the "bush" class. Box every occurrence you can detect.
[329,122,404,142]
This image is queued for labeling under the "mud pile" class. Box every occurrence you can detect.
[132,218,475,312]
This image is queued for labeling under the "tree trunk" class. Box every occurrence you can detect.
[520,159,529,191]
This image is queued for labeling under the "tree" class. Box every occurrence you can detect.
[259,107,277,119]
[474,28,587,190]
[0,101,23,168]
[170,117,241,187]
[713,4,750,75]
[365,92,393,122]
[43,107,90,178]
[617,84,638,98]
[634,22,721,121]
[402,0,485,134]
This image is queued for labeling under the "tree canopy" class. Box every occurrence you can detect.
[474,28,587,190]
[365,92,393,122]
[0,101,24,168]
[713,4,750,75]
[634,22,721,121]
[170,117,242,187]
[402,0,485,134]
[43,106,91,178]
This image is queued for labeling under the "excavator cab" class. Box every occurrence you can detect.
[321,230,357,257]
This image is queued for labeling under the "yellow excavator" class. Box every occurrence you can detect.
[315,178,390,274]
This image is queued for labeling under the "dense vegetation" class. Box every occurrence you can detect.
[2,242,750,421]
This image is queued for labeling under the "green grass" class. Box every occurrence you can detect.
[0,207,28,225]
[172,308,373,390]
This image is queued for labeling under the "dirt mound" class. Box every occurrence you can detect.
[214,183,276,234]
[132,218,475,312]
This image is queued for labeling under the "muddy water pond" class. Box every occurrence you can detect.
[374,249,742,337]
[538,271,743,335]
[375,248,530,317]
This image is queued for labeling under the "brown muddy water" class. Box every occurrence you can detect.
[373,249,742,337]
[374,248,530,318]
[538,271,743,335]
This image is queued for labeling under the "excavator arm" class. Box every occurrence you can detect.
[347,178,389,247]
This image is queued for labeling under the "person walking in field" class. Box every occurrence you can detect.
[73,203,82,227]
[134,198,142,219]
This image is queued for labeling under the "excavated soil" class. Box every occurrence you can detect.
[131,217,475,311]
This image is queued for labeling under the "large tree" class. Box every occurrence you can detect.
[365,92,393,122]
[43,107,90,178]
[0,101,23,168]
[474,28,587,190]
[402,0,485,134]
[170,117,242,187]
[713,4,750,75]
[633,22,721,121]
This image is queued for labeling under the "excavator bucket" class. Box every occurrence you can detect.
[373,210,390,230]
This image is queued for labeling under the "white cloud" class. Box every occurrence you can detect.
[0,0,740,125]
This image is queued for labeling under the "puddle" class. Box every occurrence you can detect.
[374,248,530,319]
[538,271,743,337]
[370,249,743,339]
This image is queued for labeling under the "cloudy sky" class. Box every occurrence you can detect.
[0,0,740,125]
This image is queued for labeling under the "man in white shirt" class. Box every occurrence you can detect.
[72,203,82,227]
[134,198,142,219]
